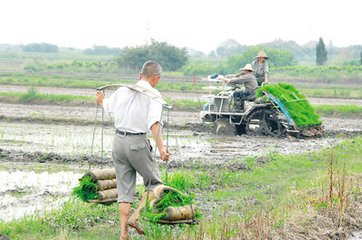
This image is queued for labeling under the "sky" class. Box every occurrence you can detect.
[0,0,361,53]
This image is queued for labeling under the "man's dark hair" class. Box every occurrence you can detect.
[141,61,162,78]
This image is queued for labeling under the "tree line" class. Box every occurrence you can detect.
[18,39,362,73]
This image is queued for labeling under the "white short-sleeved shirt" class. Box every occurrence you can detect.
[102,80,163,133]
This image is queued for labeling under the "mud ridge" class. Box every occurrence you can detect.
[0,148,253,172]
[0,148,112,165]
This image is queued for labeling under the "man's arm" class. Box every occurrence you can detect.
[151,122,169,161]
[96,91,104,105]
[228,75,248,84]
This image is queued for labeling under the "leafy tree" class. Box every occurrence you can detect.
[23,43,59,53]
[316,37,328,66]
[117,40,188,72]
[84,45,121,55]
[360,52,362,65]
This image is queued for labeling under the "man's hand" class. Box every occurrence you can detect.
[96,91,104,106]
[151,122,170,162]
[159,148,170,161]
[223,78,230,83]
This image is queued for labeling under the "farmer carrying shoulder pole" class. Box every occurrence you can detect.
[96,60,170,240]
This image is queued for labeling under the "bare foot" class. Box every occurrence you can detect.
[127,220,145,235]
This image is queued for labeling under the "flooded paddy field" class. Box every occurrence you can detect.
[0,164,83,221]
[1,116,360,166]
[1,104,361,221]
[1,118,359,222]
[1,87,362,235]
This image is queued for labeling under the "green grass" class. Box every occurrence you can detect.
[0,88,94,105]
[0,73,121,88]
[315,104,362,116]
[164,97,206,111]
[0,72,204,92]
[272,65,362,83]
[1,71,362,99]
[300,86,362,99]
[257,82,322,127]
[0,89,207,109]
[1,137,361,239]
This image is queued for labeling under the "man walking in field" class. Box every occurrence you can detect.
[96,60,169,240]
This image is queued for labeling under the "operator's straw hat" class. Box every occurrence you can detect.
[254,50,269,59]
[239,63,254,71]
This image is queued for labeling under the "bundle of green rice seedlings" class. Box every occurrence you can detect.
[72,175,98,202]
[142,172,200,223]
[257,82,322,127]
[142,190,196,223]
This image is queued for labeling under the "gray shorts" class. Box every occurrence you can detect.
[112,133,162,203]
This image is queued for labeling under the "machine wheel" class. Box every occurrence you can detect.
[215,118,235,135]
[235,124,246,135]
[245,109,282,137]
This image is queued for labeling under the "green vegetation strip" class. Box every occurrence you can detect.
[257,82,321,127]
[0,73,204,92]
[272,65,362,82]
[314,104,362,116]
[1,137,361,239]
[301,87,362,99]
[0,89,361,119]
[0,88,93,105]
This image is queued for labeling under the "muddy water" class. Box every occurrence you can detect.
[0,168,83,221]
[350,232,362,240]
[0,122,114,157]
[0,121,354,166]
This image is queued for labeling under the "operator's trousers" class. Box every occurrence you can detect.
[112,133,162,203]
[233,90,255,99]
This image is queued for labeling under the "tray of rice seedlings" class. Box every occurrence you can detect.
[257,82,323,136]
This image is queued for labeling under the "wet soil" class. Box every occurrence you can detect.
[1,117,360,167]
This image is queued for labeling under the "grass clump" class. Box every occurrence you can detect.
[72,176,98,202]
[163,170,197,191]
[19,86,38,103]
[257,82,322,127]
[44,199,117,230]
